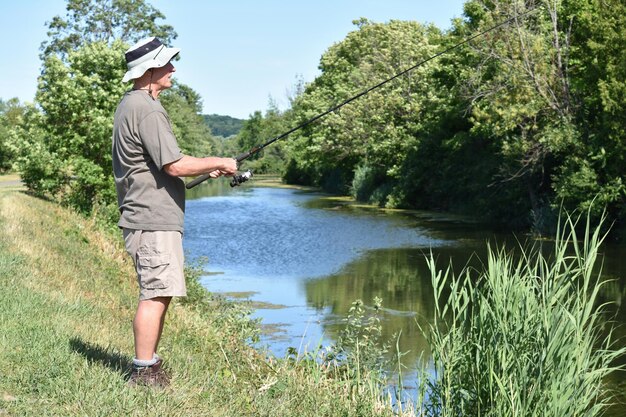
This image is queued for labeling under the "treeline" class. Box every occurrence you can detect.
[0,0,624,234]
[203,114,244,138]
[241,0,626,233]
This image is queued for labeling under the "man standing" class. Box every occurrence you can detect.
[112,37,237,387]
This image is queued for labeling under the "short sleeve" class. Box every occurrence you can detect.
[138,111,183,169]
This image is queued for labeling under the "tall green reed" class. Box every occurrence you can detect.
[416,213,625,416]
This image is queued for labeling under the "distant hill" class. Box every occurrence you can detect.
[203,114,245,138]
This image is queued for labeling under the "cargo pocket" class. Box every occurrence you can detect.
[137,254,171,289]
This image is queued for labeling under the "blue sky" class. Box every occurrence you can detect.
[0,0,466,119]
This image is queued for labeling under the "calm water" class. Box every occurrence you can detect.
[184,179,626,413]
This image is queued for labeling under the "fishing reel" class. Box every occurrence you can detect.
[230,169,253,187]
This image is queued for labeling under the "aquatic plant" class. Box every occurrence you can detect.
[416,212,626,416]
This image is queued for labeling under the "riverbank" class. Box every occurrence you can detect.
[0,185,407,416]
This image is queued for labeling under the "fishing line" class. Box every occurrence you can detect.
[187,4,542,189]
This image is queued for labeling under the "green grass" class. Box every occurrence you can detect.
[0,188,406,417]
[416,212,626,416]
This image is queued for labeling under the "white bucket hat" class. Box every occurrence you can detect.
[122,37,180,83]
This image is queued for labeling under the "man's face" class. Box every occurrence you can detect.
[151,61,176,91]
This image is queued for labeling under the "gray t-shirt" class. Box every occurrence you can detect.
[112,90,185,232]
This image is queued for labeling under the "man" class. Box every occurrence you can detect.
[112,37,238,387]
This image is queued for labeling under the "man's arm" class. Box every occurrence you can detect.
[163,155,238,178]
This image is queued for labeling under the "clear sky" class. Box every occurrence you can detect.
[0,0,466,119]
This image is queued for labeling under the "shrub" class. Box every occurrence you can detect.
[351,164,378,202]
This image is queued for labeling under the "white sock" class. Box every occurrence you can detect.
[133,356,158,367]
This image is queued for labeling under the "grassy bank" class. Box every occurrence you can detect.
[0,186,404,416]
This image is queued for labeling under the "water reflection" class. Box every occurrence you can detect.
[185,179,626,414]
[305,247,435,363]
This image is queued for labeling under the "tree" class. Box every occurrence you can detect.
[452,0,582,229]
[161,82,217,157]
[0,98,26,172]
[41,0,177,60]
[234,103,290,174]
[23,40,128,212]
[26,39,218,214]
[276,1,626,231]
[551,0,626,221]
[20,0,216,217]
[286,19,447,197]
[456,0,626,229]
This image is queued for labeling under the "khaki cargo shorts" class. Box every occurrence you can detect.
[123,229,187,300]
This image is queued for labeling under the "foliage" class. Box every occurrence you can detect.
[550,0,626,223]
[161,82,217,157]
[271,1,626,233]
[286,19,446,196]
[14,0,216,216]
[11,0,626,232]
[455,0,581,230]
[16,40,127,212]
[350,164,391,205]
[235,105,291,174]
[41,0,177,60]
[325,297,391,381]
[416,213,626,416]
[0,98,26,172]
[203,113,245,138]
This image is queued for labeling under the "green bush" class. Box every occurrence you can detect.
[19,142,67,198]
[328,298,390,379]
[351,165,378,202]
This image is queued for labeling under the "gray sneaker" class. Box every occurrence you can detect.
[128,358,170,388]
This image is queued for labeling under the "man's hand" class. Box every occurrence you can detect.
[203,158,238,179]
[219,158,238,176]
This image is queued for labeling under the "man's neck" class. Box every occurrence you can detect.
[132,84,160,99]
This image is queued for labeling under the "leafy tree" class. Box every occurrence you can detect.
[286,19,447,197]
[41,0,176,60]
[453,0,579,228]
[237,111,264,158]
[274,1,626,232]
[0,98,26,172]
[19,0,216,217]
[27,0,623,234]
[551,0,626,221]
[235,102,291,174]
[26,38,217,214]
[451,0,626,229]
[24,40,127,211]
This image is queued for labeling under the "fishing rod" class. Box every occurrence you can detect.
[186,4,541,189]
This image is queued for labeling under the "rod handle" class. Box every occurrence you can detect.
[186,173,210,189]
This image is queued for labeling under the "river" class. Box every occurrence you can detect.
[184,179,626,414]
